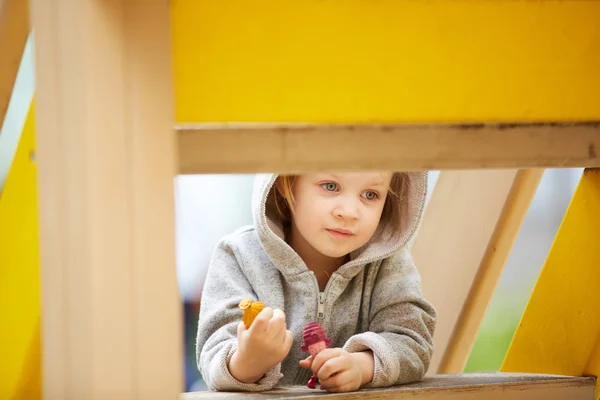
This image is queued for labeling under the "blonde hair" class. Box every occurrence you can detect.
[273,173,409,232]
[273,176,297,225]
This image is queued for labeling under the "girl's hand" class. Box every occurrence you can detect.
[300,348,374,392]
[228,307,293,383]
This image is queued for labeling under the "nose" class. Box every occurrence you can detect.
[333,198,359,220]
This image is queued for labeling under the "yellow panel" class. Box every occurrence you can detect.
[172,0,600,123]
[501,169,600,396]
[0,102,41,400]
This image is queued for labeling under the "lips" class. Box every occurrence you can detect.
[326,228,354,239]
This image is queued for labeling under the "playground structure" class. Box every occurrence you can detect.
[1,0,599,399]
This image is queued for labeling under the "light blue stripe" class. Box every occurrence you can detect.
[0,33,35,192]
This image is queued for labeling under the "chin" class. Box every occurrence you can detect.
[317,246,353,259]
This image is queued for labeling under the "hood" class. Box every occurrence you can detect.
[251,172,427,277]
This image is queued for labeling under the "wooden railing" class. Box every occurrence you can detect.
[1,0,599,399]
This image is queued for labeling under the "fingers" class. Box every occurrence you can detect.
[267,309,287,342]
[248,307,274,333]
[316,352,350,382]
[236,321,246,338]
[311,348,342,376]
[299,355,313,369]
[320,371,360,393]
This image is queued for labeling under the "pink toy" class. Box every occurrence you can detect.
[301,322,332,389]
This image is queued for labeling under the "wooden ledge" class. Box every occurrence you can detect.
[176,122,600,174]
[180,373,596,400]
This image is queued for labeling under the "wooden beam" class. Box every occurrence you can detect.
[436,169,543,373]
[411,169,542,374]
[180,373,596,400]
[172,0,600,123]
[502,168,600,396]
[0,0,29,129]
[0,103,41,399]
[29,1,182,399]
[176,123,600,174]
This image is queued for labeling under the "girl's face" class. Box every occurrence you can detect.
[289,172,393,261]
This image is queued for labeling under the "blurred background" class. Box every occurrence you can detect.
[1,35,584,393]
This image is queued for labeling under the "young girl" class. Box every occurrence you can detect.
[196,172,437,393]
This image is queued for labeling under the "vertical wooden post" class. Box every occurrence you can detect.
[412,169,542,374]
[29,1,182,399]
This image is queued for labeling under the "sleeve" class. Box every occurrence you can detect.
[342,247,437,388]
[195,239,283,391]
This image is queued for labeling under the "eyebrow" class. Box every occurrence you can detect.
[366,180,386,188]
[328,173,386,187]
[365,176,387,187]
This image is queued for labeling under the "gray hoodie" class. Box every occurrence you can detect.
[196,173,437,391]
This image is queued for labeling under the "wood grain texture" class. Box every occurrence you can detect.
[412,170,517,373]
[176,122,600,174]
[0,0,29,129]
[436,169,544,373]
[29,1,182,399]
[180,373,596,400]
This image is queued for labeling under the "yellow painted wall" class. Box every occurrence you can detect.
[0,103,41,400]
[172,0,600,123]
[501,169,600,396]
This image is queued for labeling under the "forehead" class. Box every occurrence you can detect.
[319,172,393,186]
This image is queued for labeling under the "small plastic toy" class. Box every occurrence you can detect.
[301,322,332,389]
[238,298,264,328]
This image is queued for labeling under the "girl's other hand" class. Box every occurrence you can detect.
[303,348,374,392]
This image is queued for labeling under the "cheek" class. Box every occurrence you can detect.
[293,195,326,231]
[360,206,386,237]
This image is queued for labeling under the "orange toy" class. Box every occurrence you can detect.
[238,298,264,327]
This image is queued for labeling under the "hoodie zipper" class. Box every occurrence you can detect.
[317,292,325,319]
[311,271,334,322]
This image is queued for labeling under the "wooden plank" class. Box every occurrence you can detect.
[0,102,41,400]
[180,373,596,400]
[412,170,541,374]
[501,169,600,397]
[0,0,29,129]
[172,0,600,123]
[29,1,182,399]
[436,169,544,373]
[176,123,600,174]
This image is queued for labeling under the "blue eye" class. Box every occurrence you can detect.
[362,191,378,200]
[321,182,338,192]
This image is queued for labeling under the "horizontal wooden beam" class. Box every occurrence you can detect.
[0,0,29,129]
[180,373,596,400]
[177,122,600,174]
[172,0,600,123]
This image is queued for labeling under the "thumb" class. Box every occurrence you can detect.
[237,321,247,338]
[299,355,313,369]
